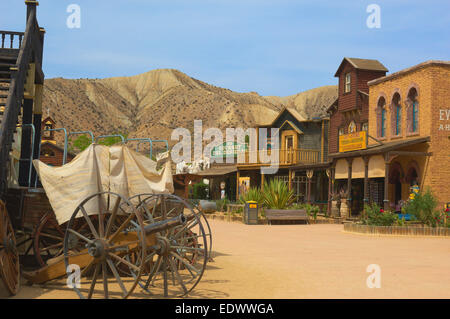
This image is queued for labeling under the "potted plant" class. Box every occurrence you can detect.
[263,179,308,223]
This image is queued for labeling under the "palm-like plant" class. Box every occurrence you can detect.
[263,179,295,209]
[239,187,264,205]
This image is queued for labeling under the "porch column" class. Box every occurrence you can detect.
[346,158,353,215]
[327,168,332,216]
[288,169,292,191]
[236,169,240,201]
[384,153,390,211]
[261,172,265,189]
[18,98,34,186]
[307,170,313,204]
[363,156,370,208]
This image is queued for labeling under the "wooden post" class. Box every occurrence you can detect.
[307,170,313,204]
[236,170,240,201]
[384,153,390,211]
[327,168,331,216]
[288,169,292,191]
[18,99,33,186]
[261,172,265,189]
[363,156,370,214]
[346,158,353,216]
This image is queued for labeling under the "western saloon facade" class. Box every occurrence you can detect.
[236,107,330,208]
[328,59,450,216]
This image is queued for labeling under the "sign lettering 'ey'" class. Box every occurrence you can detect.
[438,109,450,131]
[339,131,367,153]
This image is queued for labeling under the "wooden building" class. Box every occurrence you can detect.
[328,60,450,215]
[236,107,330,206]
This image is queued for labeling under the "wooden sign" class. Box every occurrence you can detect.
[339,131,367,153]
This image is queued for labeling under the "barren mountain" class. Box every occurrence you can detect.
[43,69,337,151]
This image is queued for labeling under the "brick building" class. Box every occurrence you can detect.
[39,117,74,166]
[328,60,450,216]
[367,60,450,209]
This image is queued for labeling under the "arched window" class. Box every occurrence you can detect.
[376,96,387,138]
[391,93,402,136]
[407,88,419,133]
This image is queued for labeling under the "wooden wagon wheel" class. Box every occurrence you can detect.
[63,192,148,299]
[0,200,20,296]
[33,211,93,268]
[129,193,209,297]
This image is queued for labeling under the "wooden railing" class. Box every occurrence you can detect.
[0,4,43,197]
[0,31,25,49]
[236,148,320,166]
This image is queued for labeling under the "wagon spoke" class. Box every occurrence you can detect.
[105,196,121,237]
[106,259,128,297]
[39,232,64,241]
[107,210,136,244]
[108,252,141,272]
[80,206,99,239]
[170,251,201,276]
[145,254,162,289]
[168,255,188,294]
[40,242,63,252]
[67,228,94,244]
[162,257,168,297]
[88,263,100,299]
[102,261,109,299]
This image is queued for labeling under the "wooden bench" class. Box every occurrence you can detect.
[265,209,309,225]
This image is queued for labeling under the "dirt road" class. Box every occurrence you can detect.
[9,220,450,299]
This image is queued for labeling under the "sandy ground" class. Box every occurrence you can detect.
[8,220,450,299]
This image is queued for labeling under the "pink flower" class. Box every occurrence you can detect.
[380,209,384,213]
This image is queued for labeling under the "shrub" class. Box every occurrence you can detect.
[192,182,208,199]
[362,203,398,226]
[402,188,438,226]
[239,187,264,205]
[263,179,295,209]
[216,198,229,212]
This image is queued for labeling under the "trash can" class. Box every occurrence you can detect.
[244,201,258,225]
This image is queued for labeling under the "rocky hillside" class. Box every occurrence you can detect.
[43,69,337,151]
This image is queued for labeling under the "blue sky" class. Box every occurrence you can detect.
[1,0,449,96]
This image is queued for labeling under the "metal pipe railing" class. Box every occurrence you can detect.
[68,131,95,144]
[42,128,68,164]
[126,138,153,158]
[96,134,125,144]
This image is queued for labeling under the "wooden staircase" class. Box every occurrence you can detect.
[0,1,45,199]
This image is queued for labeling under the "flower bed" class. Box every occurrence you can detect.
[344,223,450,237]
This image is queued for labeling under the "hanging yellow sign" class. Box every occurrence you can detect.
[339,131,367,153]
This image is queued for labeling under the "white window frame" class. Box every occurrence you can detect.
[344,73,351,93]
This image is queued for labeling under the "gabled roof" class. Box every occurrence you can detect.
[334,57,388,77]
[279,120,303,135]
[264,107,306,127]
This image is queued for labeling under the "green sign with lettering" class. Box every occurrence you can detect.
[211,142,248,158]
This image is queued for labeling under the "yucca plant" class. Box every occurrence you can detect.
[239,187,264,205]
[263,179,295,209]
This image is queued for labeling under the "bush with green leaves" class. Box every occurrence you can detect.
[239,187,264,205]
[362,203,398,226]
[216,198,229,212]
[262,179,295,209]
[402,188,438,226]
[192,182,208,199]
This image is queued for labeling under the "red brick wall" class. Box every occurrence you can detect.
[40,144,74,166]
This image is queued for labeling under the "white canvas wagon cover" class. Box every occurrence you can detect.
[33,144,174,225]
